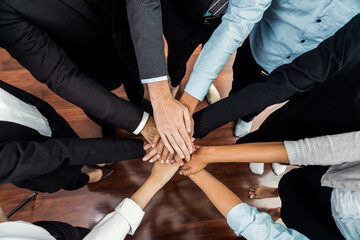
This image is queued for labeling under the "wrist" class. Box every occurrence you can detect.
[179,92,198,115]
[147,81,172,105]
[147,174,166,189]
[201,146,216,164]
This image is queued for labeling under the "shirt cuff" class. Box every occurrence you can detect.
[115,198,145,235]
[133,112,149,135]
[284,140,305,165]
[227,203,256,236]
[141,75,168,84]
[184,74,213,101]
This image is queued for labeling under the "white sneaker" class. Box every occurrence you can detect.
[249,162,264,175]
[206,84,221,105]
[169,82,179,98]
[271,163,286,175]
[234,119,252,138]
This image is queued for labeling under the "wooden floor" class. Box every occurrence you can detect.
[0,46,289,239]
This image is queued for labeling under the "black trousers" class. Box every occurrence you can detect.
[278,166,345,240]
[230,39,267,122]
[167,17,221,87]
[34,221,91,240]
[13,165,89,193]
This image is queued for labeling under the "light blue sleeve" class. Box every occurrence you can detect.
[184,0,272,101]
[227,203,309,240]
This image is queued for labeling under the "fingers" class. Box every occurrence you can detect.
[171,130,192,160]
[179,166,192,176]
[167,152,175,164]
[179,128,193,160]
[161,147,170,163]
[183,108,192,133]
[174,155,184,166]
[160,133,175,154]
[143,148,158,162]
[167,132,187,159]
[152,134,161,148]
[143,143,152,151]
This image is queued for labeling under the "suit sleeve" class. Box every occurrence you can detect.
[125,0,168,83]
[0,1,144,132]
[193,14,360,138]
[0,138,145,184]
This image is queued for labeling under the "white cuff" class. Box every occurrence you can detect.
[141,75,168,84]
[133,112,149,135]
[115,198,145,235]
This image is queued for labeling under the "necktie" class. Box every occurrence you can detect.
[208,0,229,17]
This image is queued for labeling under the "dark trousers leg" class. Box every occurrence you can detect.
[230,39,267,94]
[167,18,221,87]
[278,167,345,240]
[230,39,267,122]
[34,221,91,240]
[12,165,89,193]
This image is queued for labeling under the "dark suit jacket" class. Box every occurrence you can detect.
[125,0,212,80]
[0,80,145,185]
[193,14,360,138]
[0,0,145,133]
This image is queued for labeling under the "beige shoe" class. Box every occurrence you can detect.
[169,82,179,98]
[206,84,221,104]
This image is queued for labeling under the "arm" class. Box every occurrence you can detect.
[125,0,193,159]
[0,138,145,184]
[285,131,360,166]
[181,130,360,175]
[188,170,308,239]
[192,14,360,138]
[183,0,272,102]
[0,1,145,133]
[180,142,287,175]
[84,162,179,240]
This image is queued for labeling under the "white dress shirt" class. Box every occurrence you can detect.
[84,198,145,240]
[0,87,148,136]
[0,221,55,240]
[331,188,360,240]
[0,87,52,137]
[0,198,145,240]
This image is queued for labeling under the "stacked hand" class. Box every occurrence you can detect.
[147,82,194,161]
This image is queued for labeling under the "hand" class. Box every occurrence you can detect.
[140,116,159,144]
[180,146,210,176]
[148,82,193,160]
[143,137,176,164]
[150,161,179,186]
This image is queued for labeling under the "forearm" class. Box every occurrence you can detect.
[285,131,360,166]
[126,0,167,81]
[184,0,271,101]
[188,170,242,217]
[130,175,163,210]
[147,81,171,105]
[203,142,289,164]
[0,138,145,184]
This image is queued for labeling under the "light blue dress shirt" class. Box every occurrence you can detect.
[331,188,360,240]
[185,0,360,101]
[227,203,308,239]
